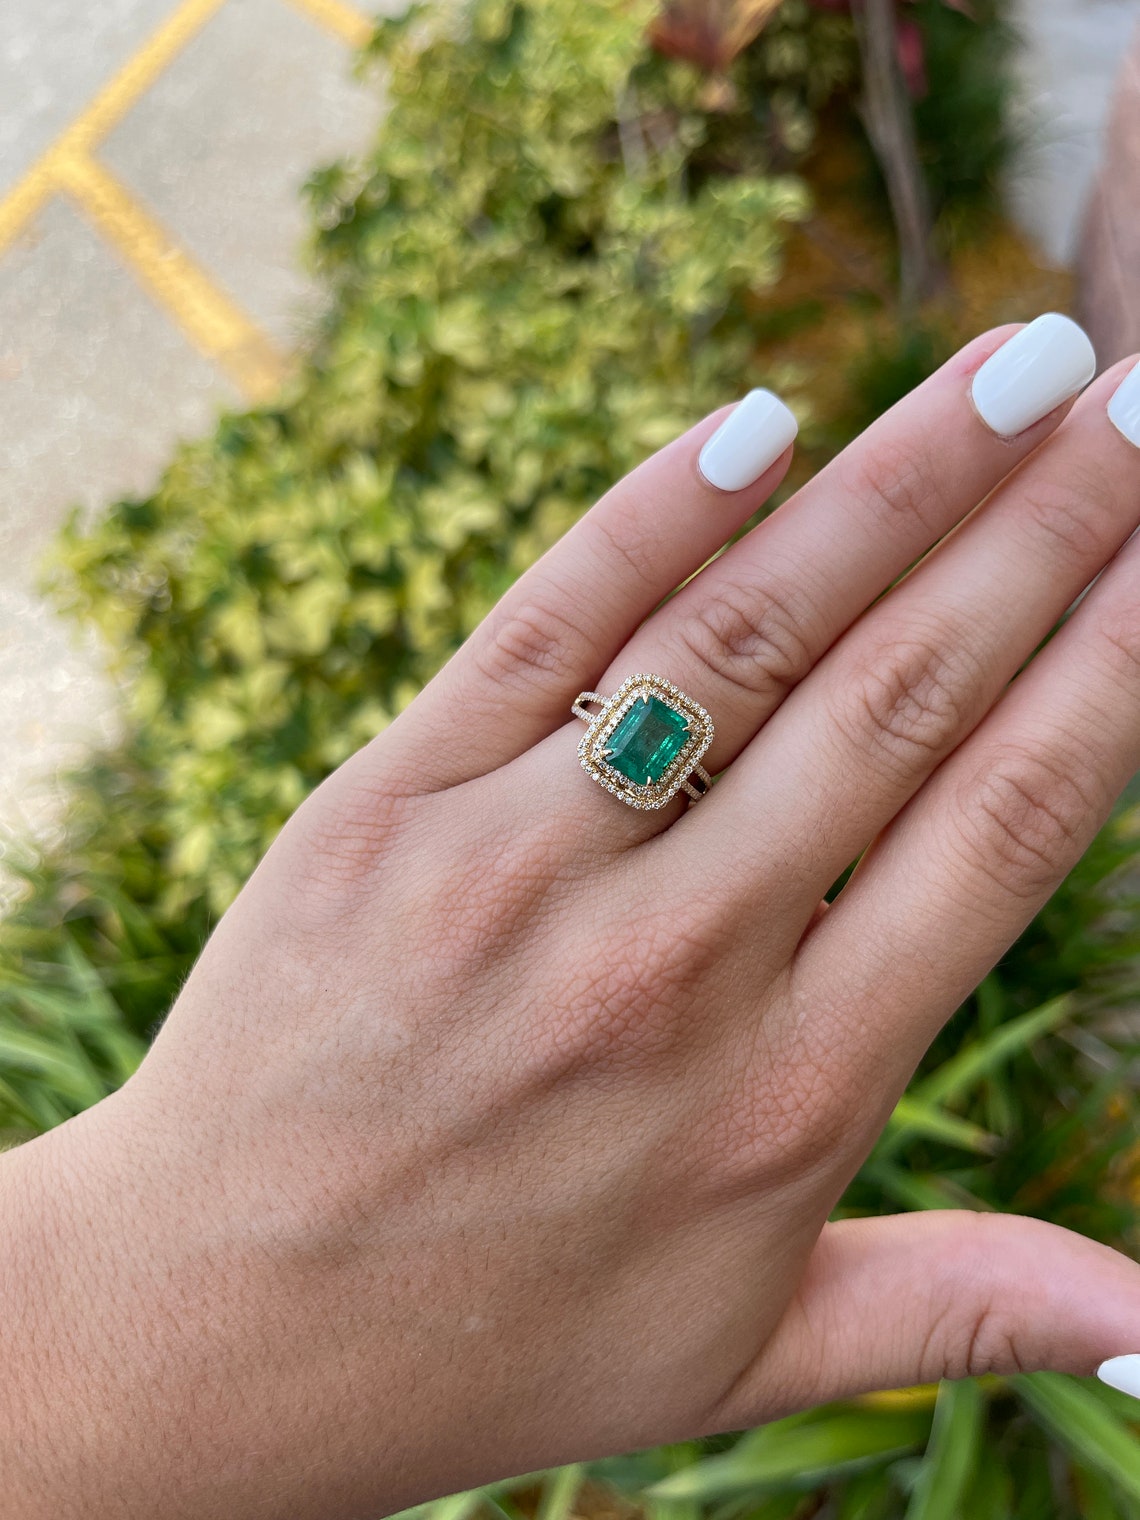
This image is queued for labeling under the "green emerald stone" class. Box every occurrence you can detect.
[606,695,690,786]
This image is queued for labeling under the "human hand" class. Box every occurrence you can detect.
[9,314,1140,1518]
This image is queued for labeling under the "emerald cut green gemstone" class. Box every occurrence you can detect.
[606,695,690,786]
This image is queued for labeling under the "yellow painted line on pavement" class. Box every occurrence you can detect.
[0,0,227,257]
[285,0,374,49]
[0,170,54,258]
[55,154,287,402]
[0,0,368,401]
[64,0,230,153]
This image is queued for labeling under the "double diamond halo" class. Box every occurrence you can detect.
[571,673,714,810]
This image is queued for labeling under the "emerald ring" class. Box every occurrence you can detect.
[572,674,714,810]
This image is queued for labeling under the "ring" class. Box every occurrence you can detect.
[572,673,714,810]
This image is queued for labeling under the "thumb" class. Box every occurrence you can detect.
[717,1210,1140,1427]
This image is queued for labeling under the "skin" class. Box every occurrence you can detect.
[5,322,1140,1516]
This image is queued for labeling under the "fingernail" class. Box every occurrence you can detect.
[1108,360,1140,448]
[698,388,798,493]
[970,312,1096,438]
[1096,1354,1140,1398]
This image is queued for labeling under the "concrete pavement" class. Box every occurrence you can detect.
[0,0,384,869]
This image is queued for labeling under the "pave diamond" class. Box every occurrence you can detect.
[606,695,690,785]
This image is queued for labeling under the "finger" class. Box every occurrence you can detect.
[588,315,1090,790]
[710,1211,1140,1428]
[379,398,797,791]
[505,317,1090,847]
[788,474,1140,1093]
[685,352,1140,938]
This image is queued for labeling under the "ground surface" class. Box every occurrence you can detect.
[0,0,384,860]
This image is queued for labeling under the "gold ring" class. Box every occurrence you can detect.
[571,673,714,810]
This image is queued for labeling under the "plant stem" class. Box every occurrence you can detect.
[854,0,944,309]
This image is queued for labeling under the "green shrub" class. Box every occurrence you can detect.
[3,0,1140,1511]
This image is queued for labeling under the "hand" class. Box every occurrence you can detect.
[7,316,1140,1519]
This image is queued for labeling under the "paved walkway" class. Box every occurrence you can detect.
[0,0,383,863]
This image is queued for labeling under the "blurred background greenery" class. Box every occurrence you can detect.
[4,0,1140,1512]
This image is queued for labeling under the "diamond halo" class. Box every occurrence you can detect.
[571,673,714,810]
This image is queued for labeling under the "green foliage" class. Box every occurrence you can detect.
[840,320,955,439]
[2,0,1140,1512]
[45,0,809,924]
[910,0,1020,245]
[904,1378,982,1520]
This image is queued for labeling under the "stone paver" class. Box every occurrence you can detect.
[0,195,238,854]
[1,0,176,194]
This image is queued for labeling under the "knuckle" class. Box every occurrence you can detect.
[839,434,948,539]
[835,633,972,778]
[673,576,814,703]
[713,1059,851,1194]
[586,507,662,593]
[1096,603,1140,686]
[410,807,566,970]
[1016,469,1117,564]
[953,745,1098,900]
[921,1214,1028,1380]
[702,974,856,1193]
[473,584,587,697]
[280,767,416,902]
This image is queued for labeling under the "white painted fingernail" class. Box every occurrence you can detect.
[1096,1354,1140,1398]
[970,312,1096,437]
[1108,360,1140,448]
[698,388,798,492]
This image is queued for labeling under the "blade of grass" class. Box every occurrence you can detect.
[0,1069,49,1132]
[886,1096,999,1155]
[482,1495,522,1520]
[1013,1372,1140,1501]
[423,1493,484,1520]
[881,997,1076,1161]
[961,1439,1014,1520]
[0,1026,106,1105]
[878,995,1072,1163]
[647,1407,931,1500]
[904,1377,983,1520]
[916,995,1073,1107]
[1070,1458,1140,1520]
[861,1161,991,1212]
[535,1467,583,1520]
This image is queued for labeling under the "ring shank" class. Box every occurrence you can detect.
[571,693,607,722]
[678,764,712,801]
